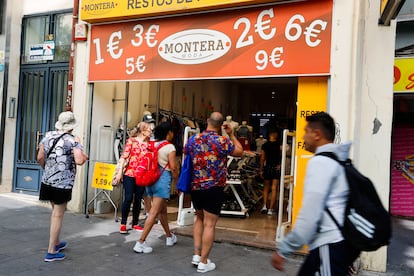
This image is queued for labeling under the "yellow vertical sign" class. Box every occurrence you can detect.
[92,162,117,191]
[292,77,328,223]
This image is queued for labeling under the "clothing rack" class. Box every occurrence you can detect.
[157,108,205,127]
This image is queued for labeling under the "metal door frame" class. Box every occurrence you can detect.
[13,64,68,193]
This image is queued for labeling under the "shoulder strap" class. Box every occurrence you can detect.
[156,141,171,170]
[316,151,339,162]
[315,151,345,231]
[156,141,171,150]
[46,133,67,158]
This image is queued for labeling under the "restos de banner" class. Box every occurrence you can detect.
[88,0,332,82]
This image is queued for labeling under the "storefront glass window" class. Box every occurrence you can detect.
[21,12,71,64]
[54,13,71,63]
[22,16,49,64]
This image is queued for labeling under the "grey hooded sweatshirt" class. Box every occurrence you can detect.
[277,141,351,256]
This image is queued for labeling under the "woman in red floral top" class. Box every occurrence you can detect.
[114,122,152,234]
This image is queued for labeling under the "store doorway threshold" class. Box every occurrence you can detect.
[170,208,277,250]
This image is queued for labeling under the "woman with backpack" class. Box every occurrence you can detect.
[133,121,179,253]
[114,122,152,234]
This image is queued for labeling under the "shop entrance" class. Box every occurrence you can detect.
[168,78,298,248]
[89,76,298,248]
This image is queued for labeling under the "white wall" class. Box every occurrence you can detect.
[23,0,73,14]
[0,0,24,192]
[330,0,395,272]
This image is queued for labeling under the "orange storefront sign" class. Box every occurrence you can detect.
[89,0,332,82]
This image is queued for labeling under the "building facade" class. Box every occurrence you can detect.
[0,0,403,272]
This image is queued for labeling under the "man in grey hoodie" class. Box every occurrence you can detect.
[271,112,360,275]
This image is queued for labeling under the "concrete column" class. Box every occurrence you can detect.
[330,0,395,272]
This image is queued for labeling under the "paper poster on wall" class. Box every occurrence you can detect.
[29,41,55,61]
[391,127,414,218]
[89,0,332,82]
[43,41,55,61]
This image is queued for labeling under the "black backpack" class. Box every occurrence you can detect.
[317,152,392,252]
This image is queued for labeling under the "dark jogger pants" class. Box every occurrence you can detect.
[297,240,360,276]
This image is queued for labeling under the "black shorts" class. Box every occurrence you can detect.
[39,183,72,205]
[190,186,224,215]
[263,165,281,180]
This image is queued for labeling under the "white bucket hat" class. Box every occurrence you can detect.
[55,111,78,131]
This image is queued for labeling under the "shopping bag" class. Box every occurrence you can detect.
[177,154,192,193]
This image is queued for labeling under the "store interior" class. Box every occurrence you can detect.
[88,77,299,249]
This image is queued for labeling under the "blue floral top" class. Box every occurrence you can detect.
[184,130,235,190]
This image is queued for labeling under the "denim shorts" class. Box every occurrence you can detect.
[145,169,171,199]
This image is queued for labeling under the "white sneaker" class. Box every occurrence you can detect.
[197,259,216,273]
[166,233,177,246]
[192,254,201,265]
[133,241,153,253]
[267,209,275,215]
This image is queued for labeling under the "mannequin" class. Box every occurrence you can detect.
[114,112,132,161]
[255,135,267,153]
[237,121,253,150]
[237,121,253,137]
[142,110,156,131]
[222,115,239,137]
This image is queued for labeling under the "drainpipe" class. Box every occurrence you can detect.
[66,0,79,111]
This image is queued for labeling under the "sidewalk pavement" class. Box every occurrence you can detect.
[0,193,412,276]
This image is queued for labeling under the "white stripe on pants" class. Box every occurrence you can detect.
[318,244,331,276]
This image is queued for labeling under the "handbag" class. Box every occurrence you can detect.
[112,139,136,186]
[177,153,192,193]
[111,155,130,186]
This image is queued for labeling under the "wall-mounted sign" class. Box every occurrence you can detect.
[89,0,332,82]
[29,41,55,61]
[29,44,44,61]
[80,0,289,23]
[293,77,328,222]
[75,23,88,41]
[394,58,414,93]
[43,41,55,61]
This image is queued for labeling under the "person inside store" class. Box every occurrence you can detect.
[260,128,282,216]
[184,111,244,273]
[133,121,179,253]
[271,112,360,275]
[37,111,88,262]
[113,122,152,234]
